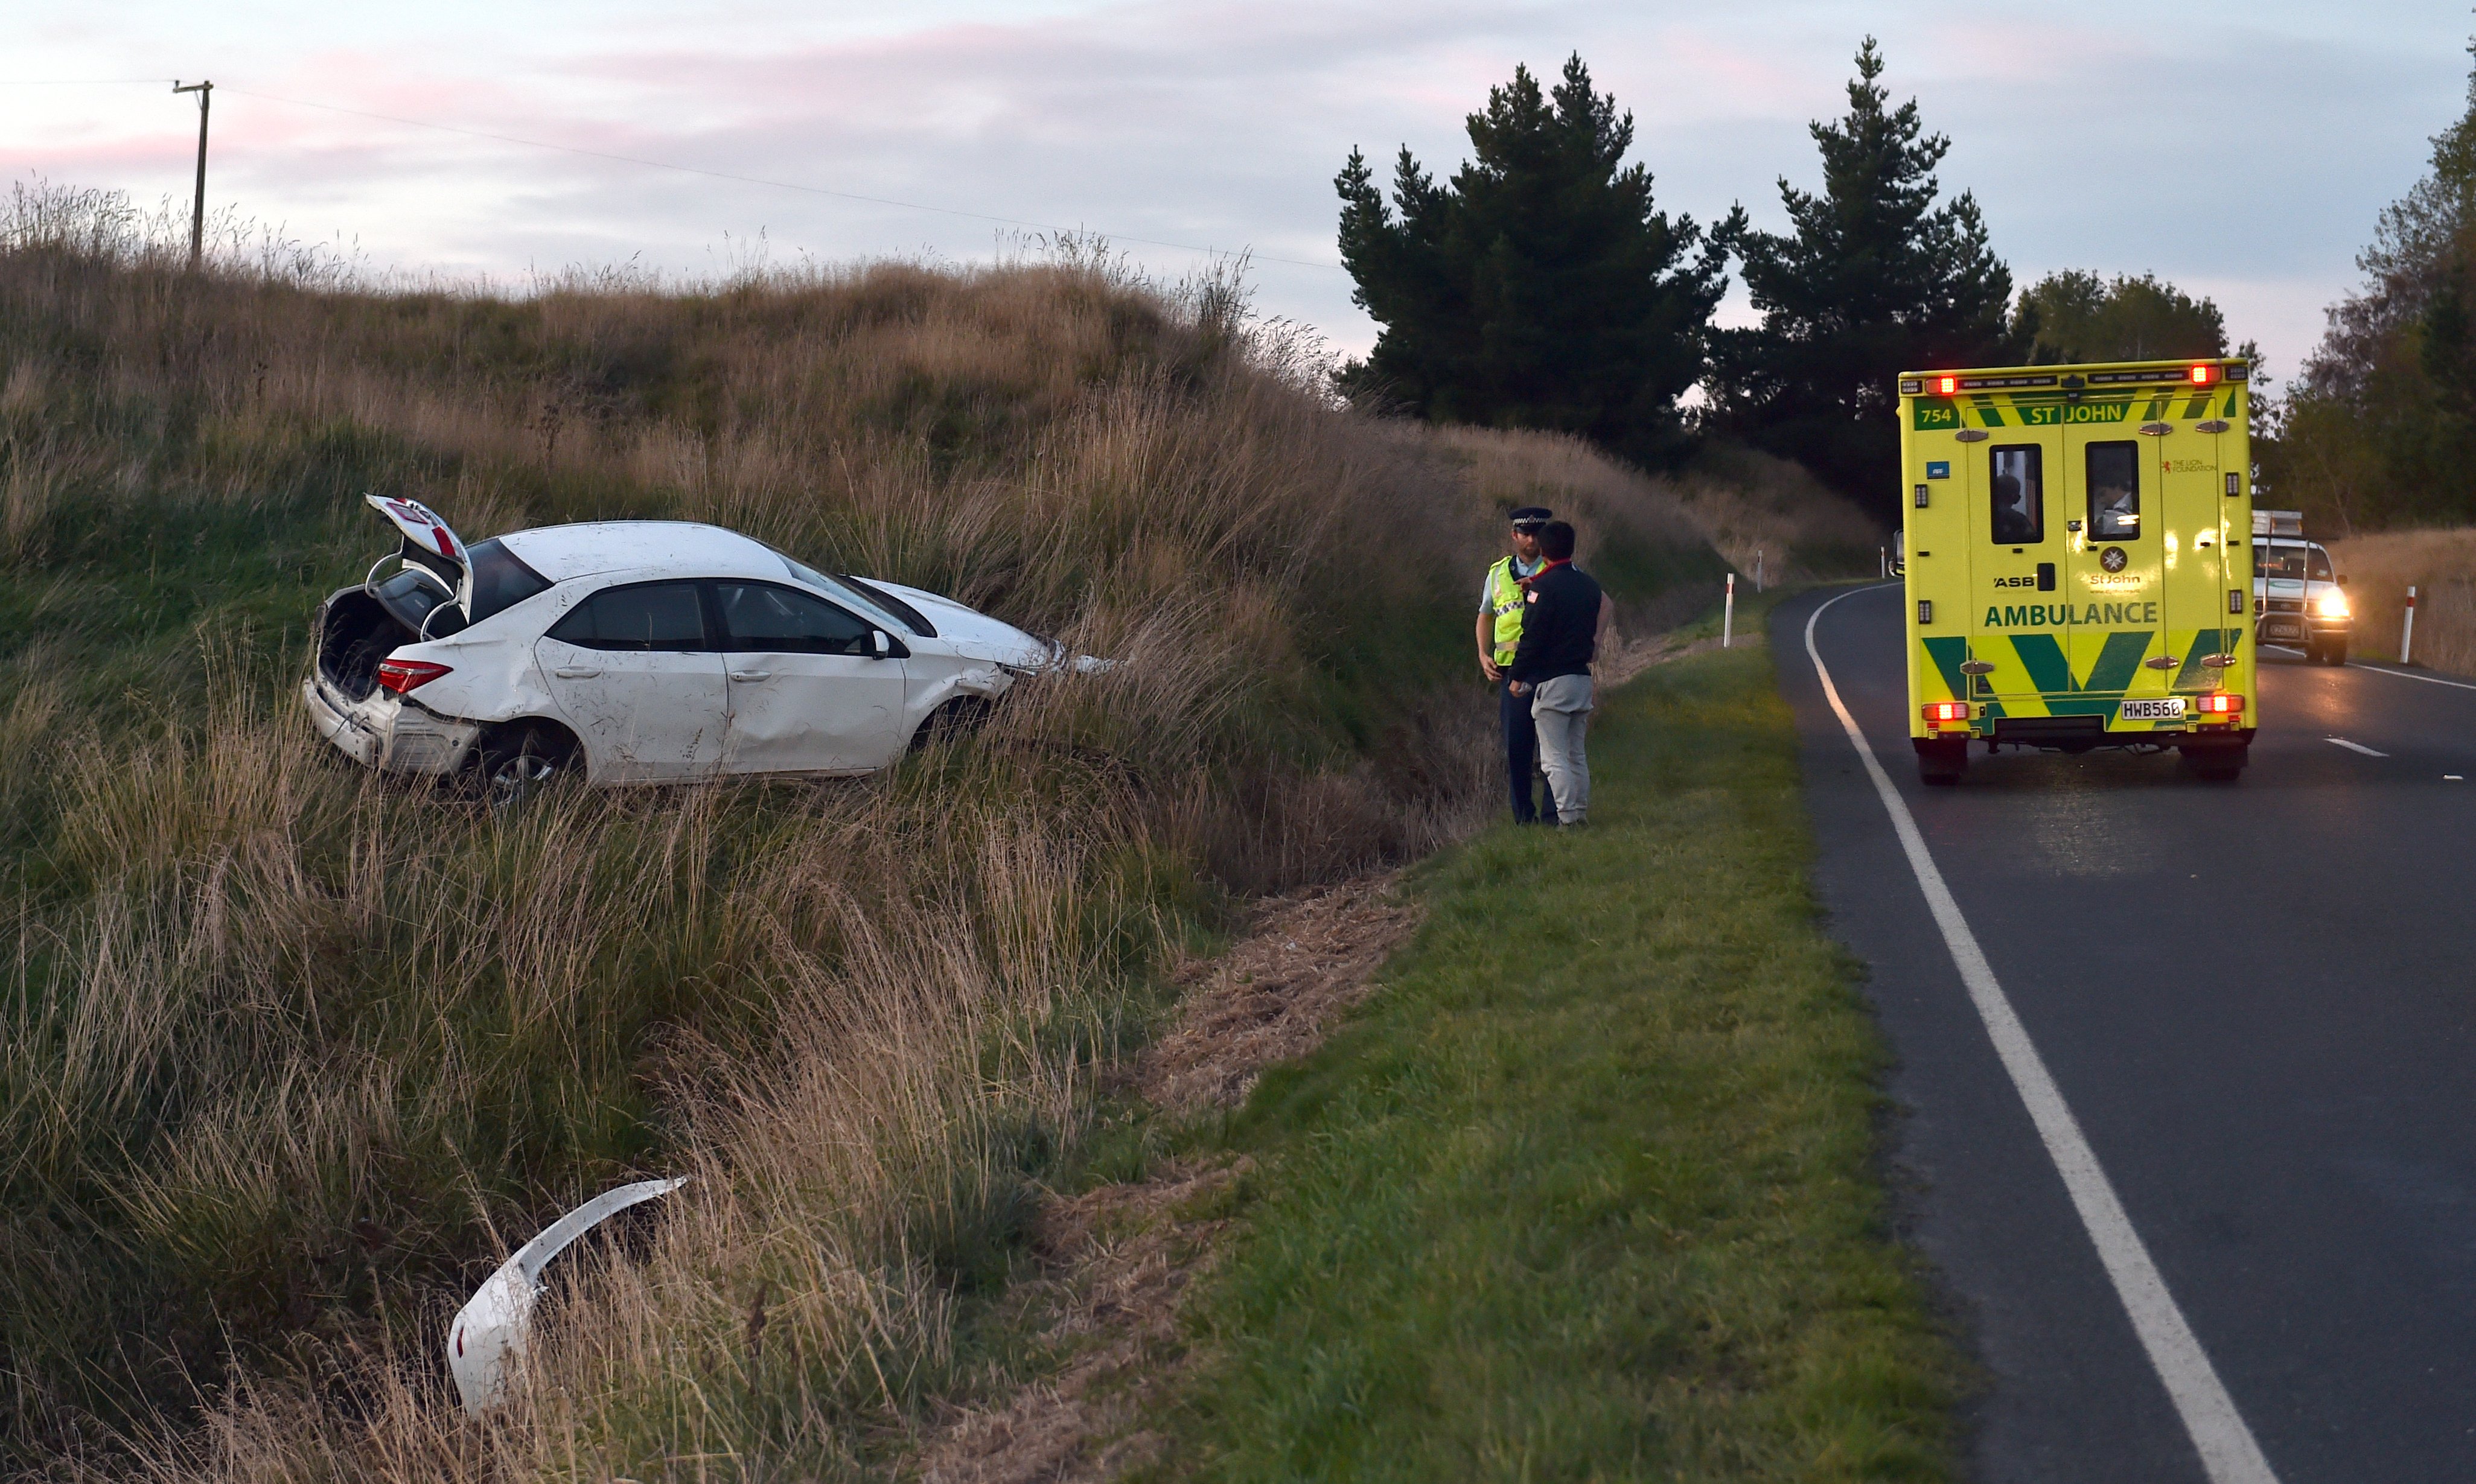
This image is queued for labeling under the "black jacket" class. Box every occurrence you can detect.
[1509,563,1603,684]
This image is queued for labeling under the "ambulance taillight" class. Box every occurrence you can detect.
[2197,693,2245,715]
[1922,702,1969,725]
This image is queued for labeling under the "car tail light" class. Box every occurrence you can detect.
[2197,693,2244,715]
[1922,702,1969,724]
[376,658,452,693]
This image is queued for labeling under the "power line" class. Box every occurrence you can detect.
[206,84,1346,273]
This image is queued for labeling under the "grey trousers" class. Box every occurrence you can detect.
[1530,674,1594,823]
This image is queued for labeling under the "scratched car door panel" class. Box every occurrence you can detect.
[712,581,909,774]
[535,581,727,782]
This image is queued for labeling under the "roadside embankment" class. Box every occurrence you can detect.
[1118,595,1955,1480]
[0,182,1772,1480]
[2328,527,2476,671]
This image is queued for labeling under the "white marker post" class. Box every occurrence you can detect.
[1880,546,1887,579]
[2402,585,2417,666]
[1723,572,1736,649]
[1755,549,1764,593]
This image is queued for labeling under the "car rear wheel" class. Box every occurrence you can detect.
[474,725,576,808]
[1915,738,1967,786]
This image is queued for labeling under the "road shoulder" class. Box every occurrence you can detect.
[1122,599,1958,1480]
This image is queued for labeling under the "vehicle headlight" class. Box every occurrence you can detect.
[2316,591,2350,618]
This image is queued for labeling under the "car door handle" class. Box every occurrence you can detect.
[554,665,602,679]
[728,669,772,683]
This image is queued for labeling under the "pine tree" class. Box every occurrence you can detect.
[1335,56,1734,465]
[1707,38,2015,514]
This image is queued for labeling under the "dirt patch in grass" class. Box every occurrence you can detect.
[1140,871,1425,1113]
[911,874,1425,1484]
[913,1160,1245,1484]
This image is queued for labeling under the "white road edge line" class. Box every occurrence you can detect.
[2263,643,2476,691]
[2347,660,2476,692]
[2325,737,2388,757]
[1802,586,2280,1484]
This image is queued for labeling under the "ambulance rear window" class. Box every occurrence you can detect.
[1989,446,2043,544]
[2087,442,2140,539]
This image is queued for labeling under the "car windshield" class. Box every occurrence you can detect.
[771,549,924,635]
[2256,542,2332,582]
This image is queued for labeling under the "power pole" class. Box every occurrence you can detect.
[172,80,212,270]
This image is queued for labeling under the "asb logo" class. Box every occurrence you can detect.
[2099,546,2128,573]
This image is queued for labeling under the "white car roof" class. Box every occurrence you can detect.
[494,521,792,583]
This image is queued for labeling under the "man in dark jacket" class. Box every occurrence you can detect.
[1507,520,1609,827]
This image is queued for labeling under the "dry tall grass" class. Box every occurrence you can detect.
[2326,528,2476,672]
[0,185,1735,1479]
[1667,443,1888,584]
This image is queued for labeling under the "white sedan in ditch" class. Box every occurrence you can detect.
[305,497,1051,798]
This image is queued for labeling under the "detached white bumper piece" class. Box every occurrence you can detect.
[447,1176,686,1414]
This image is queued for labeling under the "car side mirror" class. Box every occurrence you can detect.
[872,629,892,657]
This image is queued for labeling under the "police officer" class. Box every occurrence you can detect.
[1477,506,1552,823]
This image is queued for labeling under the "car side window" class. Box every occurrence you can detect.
[713,581,874,655]
[546,582,709,652]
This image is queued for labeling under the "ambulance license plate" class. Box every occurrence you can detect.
[2267,620,2302,639]
[2120,698,2186,720]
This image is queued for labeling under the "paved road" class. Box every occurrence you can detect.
[1775,583,2476,1484]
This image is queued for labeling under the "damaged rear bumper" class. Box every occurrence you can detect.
[302,675,481,776]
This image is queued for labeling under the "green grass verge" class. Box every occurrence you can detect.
[1144,597,1954,1481]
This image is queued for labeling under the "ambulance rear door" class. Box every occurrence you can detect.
[1903,392,1975,734]
[2156,383,2246,699]
[2060,418,2169,722]
[1960,425,2066,711]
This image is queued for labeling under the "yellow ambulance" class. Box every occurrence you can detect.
[1898,358,2255,784]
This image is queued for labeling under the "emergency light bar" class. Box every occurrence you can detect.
[1900,366,2245,396]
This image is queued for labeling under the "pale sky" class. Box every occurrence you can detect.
[4,1,2467,395]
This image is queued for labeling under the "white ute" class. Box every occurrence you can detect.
[305,497,1052,800]
[2250,508,2353,666]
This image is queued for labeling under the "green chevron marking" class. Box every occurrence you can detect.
[2008,632,2073,693]
[1921,635,1971,701]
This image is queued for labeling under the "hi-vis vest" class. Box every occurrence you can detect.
[1485,556,1531,665]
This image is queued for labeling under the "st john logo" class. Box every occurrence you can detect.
[2100,546,2128,573]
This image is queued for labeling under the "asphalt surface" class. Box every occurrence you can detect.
[1775,583,2476,1484]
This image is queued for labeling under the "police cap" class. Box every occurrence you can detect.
[1507,506,1553,530]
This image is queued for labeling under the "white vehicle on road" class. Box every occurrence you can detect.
[2251,508,2352,665]
[305,497,1050,799]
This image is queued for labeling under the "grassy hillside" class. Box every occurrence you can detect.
[2325,528,2476,671]
[0,189,1752,1479]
